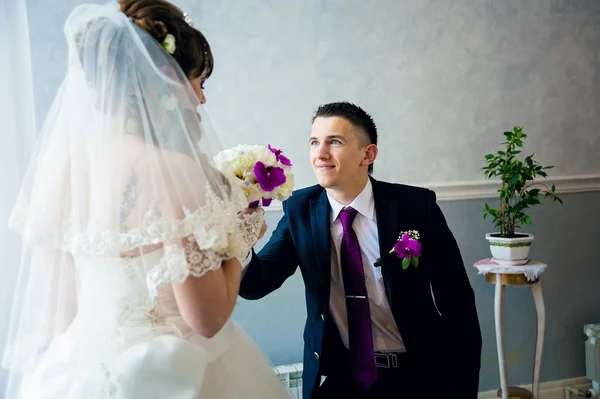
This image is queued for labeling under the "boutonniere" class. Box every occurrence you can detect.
[390,230,422,270]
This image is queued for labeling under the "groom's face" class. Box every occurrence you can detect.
[309,116,370,190]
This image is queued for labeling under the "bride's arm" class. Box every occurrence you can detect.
[171,207,265,338]
[156,151,249,338]
[171,239,242,339]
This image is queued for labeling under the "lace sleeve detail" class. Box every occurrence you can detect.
[234,208,265,259]
[146,207,264,297]
[184,236,224,278]
[146,236,227,297]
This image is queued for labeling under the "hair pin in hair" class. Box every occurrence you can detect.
[183,12,194,27]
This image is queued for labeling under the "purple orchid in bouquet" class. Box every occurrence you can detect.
[389,230,421,270]
[268,145,292,166]
[249,161,287,207]
[213,143,295,209]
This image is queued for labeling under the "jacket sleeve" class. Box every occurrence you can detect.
[429,190,482,396]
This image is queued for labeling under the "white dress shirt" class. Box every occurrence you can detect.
[242,179,405,353]
[327,179,405,353]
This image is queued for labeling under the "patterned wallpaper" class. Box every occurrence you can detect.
[28,0,600,190]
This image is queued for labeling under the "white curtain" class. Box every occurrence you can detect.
[0,0,37,394]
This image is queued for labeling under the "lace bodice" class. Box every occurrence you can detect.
[63,196,266,362]
[69,248,230,364]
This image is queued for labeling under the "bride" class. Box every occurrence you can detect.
[2,1,293,398]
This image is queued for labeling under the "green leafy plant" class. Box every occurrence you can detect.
[482,126,563,238]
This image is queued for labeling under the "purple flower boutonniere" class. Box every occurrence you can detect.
[390,230,421,270]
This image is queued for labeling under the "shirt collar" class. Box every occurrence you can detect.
[327,179,375,225]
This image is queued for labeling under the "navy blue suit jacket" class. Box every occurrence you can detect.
[239,177,482,398]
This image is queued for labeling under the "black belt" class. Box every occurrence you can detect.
[374,351,406,368]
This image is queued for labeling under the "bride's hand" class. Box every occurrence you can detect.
[241,207,267,240]
[237,206,267,245]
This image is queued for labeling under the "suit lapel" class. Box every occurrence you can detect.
[309,189,331,297]
[372,178,399,307]
[373,178,419,312]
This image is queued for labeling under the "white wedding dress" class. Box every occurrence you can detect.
[4,3,294,398]
[19,247,292,399]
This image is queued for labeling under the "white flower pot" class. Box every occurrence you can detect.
[485,232,534,265]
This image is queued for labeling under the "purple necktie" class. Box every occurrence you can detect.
[339,207,378,390]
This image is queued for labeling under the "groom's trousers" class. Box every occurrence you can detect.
[311,351,422,399]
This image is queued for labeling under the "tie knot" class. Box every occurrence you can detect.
[339,207,358,231]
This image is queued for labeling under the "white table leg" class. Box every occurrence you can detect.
[531,280,545,399]
[495,274,508,399]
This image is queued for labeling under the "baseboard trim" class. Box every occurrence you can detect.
[477,376,592,399]
[263,174,600,211]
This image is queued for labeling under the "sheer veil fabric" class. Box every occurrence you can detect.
[2,2,288,398]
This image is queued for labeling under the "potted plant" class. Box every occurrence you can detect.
[482,126,563,265]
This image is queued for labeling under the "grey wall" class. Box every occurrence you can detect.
[234,191,600,391]
[195,0,600,188]
[23,0,600,392]
[29,0,600,189]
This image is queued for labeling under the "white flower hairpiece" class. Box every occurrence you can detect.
[162,33,176,54]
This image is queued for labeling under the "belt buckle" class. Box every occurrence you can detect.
[374,352,398,368]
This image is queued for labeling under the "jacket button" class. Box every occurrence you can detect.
[321,314,325,321]
[314,352,320,360]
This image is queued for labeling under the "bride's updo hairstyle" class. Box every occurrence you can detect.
[119,0,214,80]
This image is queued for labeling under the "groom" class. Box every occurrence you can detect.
[239,102,482,398]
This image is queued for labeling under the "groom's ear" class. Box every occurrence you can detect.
[362,144,378,167]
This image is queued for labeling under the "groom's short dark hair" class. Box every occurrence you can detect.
[312,101,378,174]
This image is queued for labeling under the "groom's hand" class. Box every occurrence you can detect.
[239,207,267,240]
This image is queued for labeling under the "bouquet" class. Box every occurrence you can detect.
[213,144,294,208]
